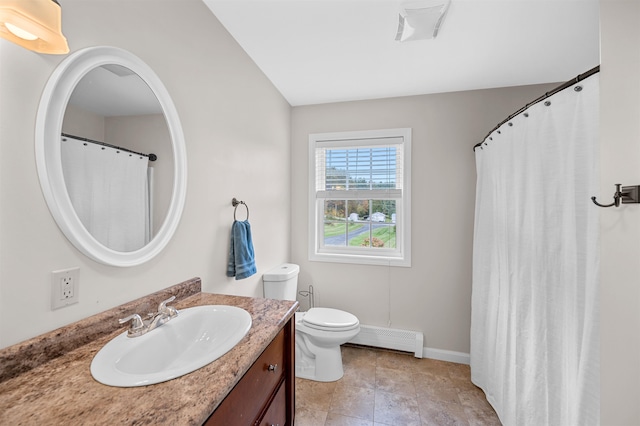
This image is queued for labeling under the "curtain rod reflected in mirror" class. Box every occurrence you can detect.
[62,132,158,162]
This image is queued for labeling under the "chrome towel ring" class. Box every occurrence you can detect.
[232,198,249,221]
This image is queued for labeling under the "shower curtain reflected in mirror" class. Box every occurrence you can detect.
[471,74,599,425]
[61,136,151,252]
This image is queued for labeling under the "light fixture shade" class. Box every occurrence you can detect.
[396,0,450,42]
[0,0,69,54]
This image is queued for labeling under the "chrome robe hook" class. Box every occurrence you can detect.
[592,184,640,208]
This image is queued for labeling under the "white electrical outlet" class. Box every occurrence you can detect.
[51,267,80,310]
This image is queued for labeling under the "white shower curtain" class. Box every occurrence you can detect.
[61,136,150,252]
[471,74,599,426]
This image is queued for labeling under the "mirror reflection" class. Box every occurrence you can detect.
[61,65,174,252]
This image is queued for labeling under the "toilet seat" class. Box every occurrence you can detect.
[301,307,359,332]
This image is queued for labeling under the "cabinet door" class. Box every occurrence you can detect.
[205,329,285,425]
[257,383,286,426]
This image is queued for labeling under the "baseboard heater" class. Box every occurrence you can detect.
[348,324,424,358]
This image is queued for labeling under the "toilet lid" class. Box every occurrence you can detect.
[302,307,359,331]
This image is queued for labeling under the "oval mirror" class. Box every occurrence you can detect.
[36,46,187,267]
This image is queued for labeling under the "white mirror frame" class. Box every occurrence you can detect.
[35,46,187,267]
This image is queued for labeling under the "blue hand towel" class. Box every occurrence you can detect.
[226,220,256,280]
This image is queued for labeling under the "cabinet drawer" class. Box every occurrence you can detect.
[206,329,285,425]
[258,382,286,426]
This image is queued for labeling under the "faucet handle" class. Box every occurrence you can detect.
[119,314,144,330]
[157,296,178,317]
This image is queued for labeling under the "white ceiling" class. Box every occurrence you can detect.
[69,65,162,117]
[203,0,600,106]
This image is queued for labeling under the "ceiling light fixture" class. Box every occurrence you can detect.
[395,0,451,42]
[0,0,69,54]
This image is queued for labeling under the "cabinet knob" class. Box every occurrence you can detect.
[267,364,278,372]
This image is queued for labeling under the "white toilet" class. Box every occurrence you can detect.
[263,264,360,382]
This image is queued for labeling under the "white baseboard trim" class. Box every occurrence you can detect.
[348,324,424,358]
[423,347,470,365]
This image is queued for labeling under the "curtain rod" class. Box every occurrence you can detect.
[61,133,158,162]
[473,65,600,152]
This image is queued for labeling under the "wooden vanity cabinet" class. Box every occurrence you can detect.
[205,317,295,425]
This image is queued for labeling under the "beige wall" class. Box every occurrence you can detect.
[63,104,105,141]
[291,83,556,355]
[600,1,640,424]
[0,0,291,348]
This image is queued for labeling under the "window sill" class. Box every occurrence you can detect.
[309,251,411,267]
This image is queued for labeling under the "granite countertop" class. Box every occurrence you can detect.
[0,278,298,425]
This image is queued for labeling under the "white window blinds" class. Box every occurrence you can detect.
[314,137,404,199]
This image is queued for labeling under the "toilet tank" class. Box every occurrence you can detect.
[263,263,299,301]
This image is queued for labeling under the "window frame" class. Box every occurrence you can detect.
[308,128,411,267]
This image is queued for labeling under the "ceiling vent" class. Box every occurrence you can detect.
[101,64,137,77]
[395,0,451,42]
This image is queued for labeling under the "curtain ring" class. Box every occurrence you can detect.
[232,198,249,221]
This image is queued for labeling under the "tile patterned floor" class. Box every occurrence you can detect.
[295,345,502,426]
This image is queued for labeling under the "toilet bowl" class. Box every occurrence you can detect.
[263,264,361,382]
[294,308,360,381]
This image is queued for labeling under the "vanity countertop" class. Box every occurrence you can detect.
[0,278,298,425]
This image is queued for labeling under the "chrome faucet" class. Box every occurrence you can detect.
[119,296,179,338]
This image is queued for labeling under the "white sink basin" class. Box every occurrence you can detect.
[91,305,252,387]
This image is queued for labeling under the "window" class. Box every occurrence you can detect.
[308,128,411,266]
